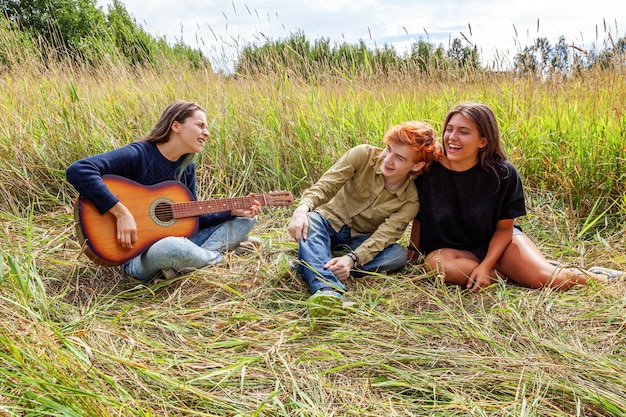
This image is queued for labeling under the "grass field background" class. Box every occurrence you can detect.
[0,46,625,416]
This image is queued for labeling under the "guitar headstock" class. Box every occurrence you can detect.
[262,191,295,207]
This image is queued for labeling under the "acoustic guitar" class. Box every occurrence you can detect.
[74,175,294,266]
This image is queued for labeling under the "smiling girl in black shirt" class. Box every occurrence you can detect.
[410,102,622,291]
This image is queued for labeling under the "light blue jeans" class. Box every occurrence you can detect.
[297,212,407,294]
[123,216,256,281]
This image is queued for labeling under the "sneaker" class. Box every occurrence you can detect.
[307,288,345,317]
[161,267,199,280]
[288,259,299,272]
[341,295,357,308]
[233,236,262,254]
[244,236,262,248]
[161,268,178,280]
[588,266,625,281]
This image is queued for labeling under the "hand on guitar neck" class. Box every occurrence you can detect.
[228,194,263,218]
[74,175,294,266]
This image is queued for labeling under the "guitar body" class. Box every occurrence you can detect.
[75,176,198,266]
[74,175,294,266]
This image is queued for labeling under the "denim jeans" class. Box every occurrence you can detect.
[123,216,256,281]
[297,211,407,294]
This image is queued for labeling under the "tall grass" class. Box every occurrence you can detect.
[1,30,625,416]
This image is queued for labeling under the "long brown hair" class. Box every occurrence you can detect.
[143,100,206,179]
[442,102,507,172]
[144,100,206,144]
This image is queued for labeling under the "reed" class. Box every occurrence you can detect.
[0,22,625,417]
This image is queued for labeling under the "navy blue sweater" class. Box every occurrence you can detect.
[66,141,232,228]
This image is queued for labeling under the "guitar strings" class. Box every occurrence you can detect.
[150,193,291,220]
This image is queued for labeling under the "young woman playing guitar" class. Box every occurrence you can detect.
[67,100,264,282]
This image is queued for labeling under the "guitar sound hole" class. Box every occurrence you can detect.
[154,202,174,222]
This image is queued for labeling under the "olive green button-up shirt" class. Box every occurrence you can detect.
[299,144,419,266]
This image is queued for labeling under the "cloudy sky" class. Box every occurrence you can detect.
[97,0,624,71]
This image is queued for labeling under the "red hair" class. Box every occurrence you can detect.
[383,121,443,173]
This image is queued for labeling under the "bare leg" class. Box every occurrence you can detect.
[425,249,483,287]
[495,234,605,289]
[424,235,608,290]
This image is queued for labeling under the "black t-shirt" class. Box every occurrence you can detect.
[415,159,526,260]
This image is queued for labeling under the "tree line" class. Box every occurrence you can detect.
[2,0,624,76]
[235,31,480,78]
[514,35,626,76]
[1,0,210,69]
[236,31,626,78]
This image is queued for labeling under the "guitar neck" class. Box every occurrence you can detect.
[171,195,265,219]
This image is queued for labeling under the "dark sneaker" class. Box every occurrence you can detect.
[588,266,625,281]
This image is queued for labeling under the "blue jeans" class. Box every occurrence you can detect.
[297,211,407,294]
[123,216,256,281]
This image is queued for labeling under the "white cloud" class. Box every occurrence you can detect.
[97,0,625,71]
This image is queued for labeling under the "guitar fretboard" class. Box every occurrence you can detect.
[171,196,265,219]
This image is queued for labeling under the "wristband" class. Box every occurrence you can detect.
[346,251,360,268]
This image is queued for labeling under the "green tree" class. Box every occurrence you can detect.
[105,0,152,65]
[1,0,106,56]
[409,39,445,72]
[447,38,479,70]
[551,36,569,72]
[1,0,210,69]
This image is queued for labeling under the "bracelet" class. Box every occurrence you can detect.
[346,251,361,268]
